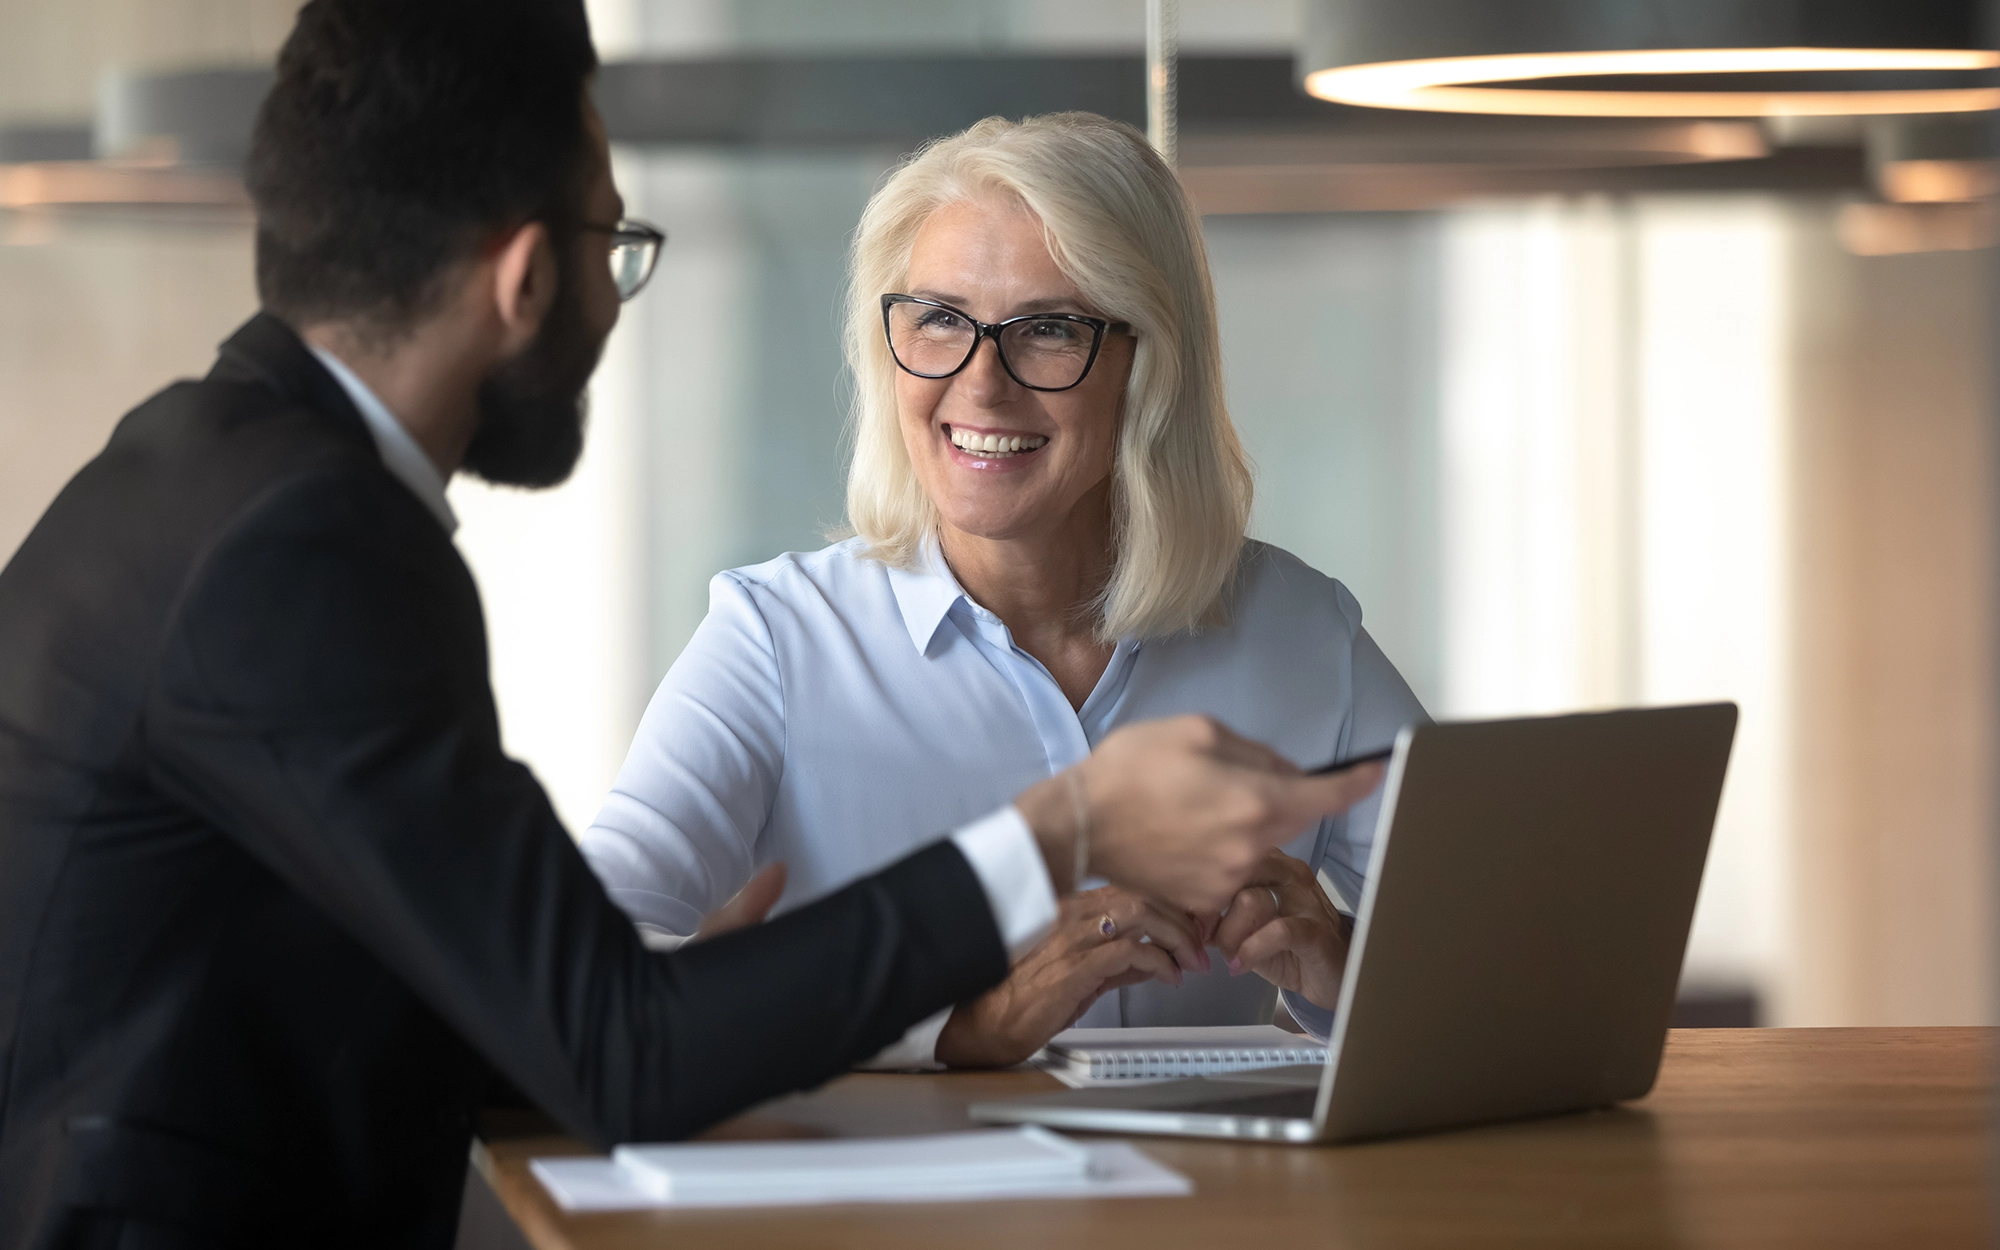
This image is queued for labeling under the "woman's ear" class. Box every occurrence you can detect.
[490,220,557,355]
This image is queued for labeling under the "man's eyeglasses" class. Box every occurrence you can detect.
[582,219,667,301]
[881,294,1131,392]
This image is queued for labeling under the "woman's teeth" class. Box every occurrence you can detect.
[948,427,1049,457]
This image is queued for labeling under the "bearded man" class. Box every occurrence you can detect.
[0,2,1381,1246]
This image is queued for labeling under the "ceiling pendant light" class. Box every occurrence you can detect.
[1301,0,2000,117]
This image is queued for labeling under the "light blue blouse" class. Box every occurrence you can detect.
[581,536,1428,1042]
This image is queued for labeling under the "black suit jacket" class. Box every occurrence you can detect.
[0,315,1009,1248]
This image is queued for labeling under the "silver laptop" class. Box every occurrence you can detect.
[970,703,1738,1145]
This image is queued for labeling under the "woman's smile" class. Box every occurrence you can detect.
[943,422,1050,470]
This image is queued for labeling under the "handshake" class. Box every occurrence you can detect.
[702,715,1388,1068]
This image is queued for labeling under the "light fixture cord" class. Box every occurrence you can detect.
[1146,0,1178,168]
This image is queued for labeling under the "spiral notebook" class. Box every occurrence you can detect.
[1040,1025,1326,1088]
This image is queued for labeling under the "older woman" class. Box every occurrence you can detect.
[581,112,1426,1068]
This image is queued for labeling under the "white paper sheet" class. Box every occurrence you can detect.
[530,1138,1192,1212]
[613,1126,1088,1202]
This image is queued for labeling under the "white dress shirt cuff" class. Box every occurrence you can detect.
[635,923,691,953]
[854,1007,952,1071]
[950,804,1060,961]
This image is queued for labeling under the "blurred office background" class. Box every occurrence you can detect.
[1,0,1991,1028]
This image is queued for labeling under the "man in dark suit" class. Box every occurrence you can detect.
[0,2,1384,1246]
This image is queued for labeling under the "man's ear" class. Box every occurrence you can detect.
[491,220,557,355]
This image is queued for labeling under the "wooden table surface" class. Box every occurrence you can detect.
[478,1027,1993,1249]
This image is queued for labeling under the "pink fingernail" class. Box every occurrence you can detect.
[1227,958,1243,976]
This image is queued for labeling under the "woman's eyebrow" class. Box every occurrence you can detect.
[907,290,1094,316]
[1012,296,1090,313]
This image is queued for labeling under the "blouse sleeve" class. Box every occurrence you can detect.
[1314,623,1429,907]
[579,572,785,939]
[1283,586,1430,1042]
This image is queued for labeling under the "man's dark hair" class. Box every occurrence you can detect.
[248,0,598,336]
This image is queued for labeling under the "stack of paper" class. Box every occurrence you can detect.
[530,1127,1191,1212]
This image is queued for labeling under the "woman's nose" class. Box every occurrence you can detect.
[958,332,1020,406]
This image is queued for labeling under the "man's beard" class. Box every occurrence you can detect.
[461,260,603,489]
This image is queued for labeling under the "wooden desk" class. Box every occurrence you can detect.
[478,1028,1992,1249]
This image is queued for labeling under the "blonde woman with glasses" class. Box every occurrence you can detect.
[582,112,1427,1068]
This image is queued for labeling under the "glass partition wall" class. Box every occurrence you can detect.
[3,0,1989,1030]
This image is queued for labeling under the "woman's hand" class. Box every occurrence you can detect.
[1211,849,1352,1011]
[935,885,1209,1068]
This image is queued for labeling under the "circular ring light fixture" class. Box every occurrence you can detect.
[1301,0,2000,117]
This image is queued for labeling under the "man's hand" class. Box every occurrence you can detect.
[1016,715,1385,914]
[693,862,788,941]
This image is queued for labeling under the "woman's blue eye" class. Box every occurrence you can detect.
[1023,319,1083,343]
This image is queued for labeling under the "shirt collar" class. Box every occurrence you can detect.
[884,536,970,655]
[305,344,459,534]
[883,537,1147,674]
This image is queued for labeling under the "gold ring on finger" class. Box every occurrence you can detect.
[1098,914,1117,940]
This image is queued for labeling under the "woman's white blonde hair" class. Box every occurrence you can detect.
[842,111,1253,641]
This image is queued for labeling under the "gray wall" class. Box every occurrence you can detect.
[617,149,898,678]
[1207,212,1442,709]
